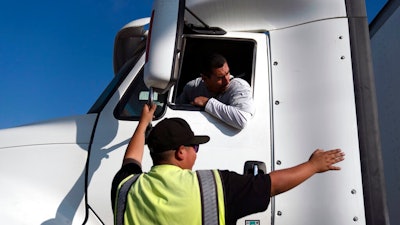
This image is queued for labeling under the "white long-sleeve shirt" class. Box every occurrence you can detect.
[176,77,255,129]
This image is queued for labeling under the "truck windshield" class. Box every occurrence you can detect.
[88,40,146,114]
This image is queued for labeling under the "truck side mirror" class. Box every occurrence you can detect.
[243,161,266,176]
[144,0,185,93]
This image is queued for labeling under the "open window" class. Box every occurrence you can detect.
[171,36,256,110]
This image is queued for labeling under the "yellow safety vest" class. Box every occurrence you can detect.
[114,165,225,225]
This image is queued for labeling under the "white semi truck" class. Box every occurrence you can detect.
[0,0,389,224]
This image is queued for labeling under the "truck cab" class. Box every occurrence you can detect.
[0,0,388,224]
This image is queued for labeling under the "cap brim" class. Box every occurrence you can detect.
[191,135,210,145]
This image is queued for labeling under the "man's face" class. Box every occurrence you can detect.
[178,145,198,170]
[185,145,198,170]
[203,62,230,94]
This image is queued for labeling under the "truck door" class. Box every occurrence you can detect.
[167,33,272,225]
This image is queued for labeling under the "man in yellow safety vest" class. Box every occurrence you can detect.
[111,104,345,225]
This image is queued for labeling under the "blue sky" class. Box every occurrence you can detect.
[0,0,388,129]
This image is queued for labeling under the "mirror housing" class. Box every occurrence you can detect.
[144,0,185,94]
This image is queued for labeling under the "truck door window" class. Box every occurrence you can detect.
[173,37,255,105]
[114,69,167,120]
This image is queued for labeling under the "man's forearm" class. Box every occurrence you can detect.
[122,121,148,165]
[269,149,344,196]
[205,98,251,129]
[122,104,156,166]
[269,162,316,196]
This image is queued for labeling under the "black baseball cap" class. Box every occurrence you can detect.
[147,118,210,153]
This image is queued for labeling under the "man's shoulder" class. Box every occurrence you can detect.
[111,162,143,208]
[218,169,271,184]
[226,77,251,96]
[218,169,241,180]
[230,77,250,87]
[113,163,143,185]
[186,77,203,87]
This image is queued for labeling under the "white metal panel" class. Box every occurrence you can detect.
[0,144,88,225]
[270,18,365,224]
[0,115,96,224]
[186,0,347,32]
[0,114,97,149]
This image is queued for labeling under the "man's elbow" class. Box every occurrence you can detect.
[269,172,288,197]
[232,110,253,129]
[232,119,247,130]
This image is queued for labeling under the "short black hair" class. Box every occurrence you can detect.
[200,53,227,78]
[150,150,175,165]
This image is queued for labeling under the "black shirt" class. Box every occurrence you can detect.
[111,163,271,225]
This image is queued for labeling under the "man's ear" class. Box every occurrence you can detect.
[175,145,186,160]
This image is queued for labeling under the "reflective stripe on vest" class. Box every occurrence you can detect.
[115,174,141,225]
[196,170,219,225]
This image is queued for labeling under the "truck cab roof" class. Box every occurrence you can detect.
[185,0,347,32]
